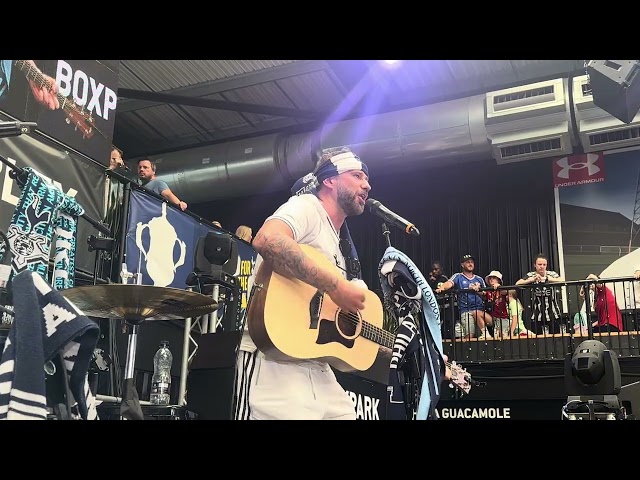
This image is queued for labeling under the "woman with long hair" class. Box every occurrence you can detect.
[235,225,252,243]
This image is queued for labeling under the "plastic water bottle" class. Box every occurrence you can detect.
[150,340,173,405]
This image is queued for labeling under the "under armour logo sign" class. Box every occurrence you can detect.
[556,154,600,179]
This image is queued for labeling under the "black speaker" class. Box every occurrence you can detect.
[587,60,640,124]
[194,232,238,276]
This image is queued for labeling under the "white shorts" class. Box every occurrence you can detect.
[243,351,356,420]
[456,311,479,338]
[493,316,510,337]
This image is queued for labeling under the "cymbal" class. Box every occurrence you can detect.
[60,284,218,322]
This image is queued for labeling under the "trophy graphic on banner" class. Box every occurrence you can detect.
[135,203,186,287]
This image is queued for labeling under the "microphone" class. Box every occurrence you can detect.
[366,198,420,236]
[121,164,130,171]
[0,121,37,139]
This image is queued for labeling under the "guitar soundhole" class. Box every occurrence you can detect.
[335,310,361,340]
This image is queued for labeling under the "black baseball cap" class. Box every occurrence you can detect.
[461,254,476,263]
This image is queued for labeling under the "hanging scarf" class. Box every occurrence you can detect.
[379,247,445,420]
[2,167,84,288]
[0,270,99,419]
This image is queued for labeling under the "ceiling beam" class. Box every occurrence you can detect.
[117,60,330,112]
[117,88,324,120]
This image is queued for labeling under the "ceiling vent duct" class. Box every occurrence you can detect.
[151,95,491,202]
[485,78,575,164]
[573,74,640,153]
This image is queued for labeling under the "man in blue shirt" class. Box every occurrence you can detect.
[137,159,188,211]
[436,254,493,340]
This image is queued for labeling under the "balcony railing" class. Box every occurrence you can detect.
[437,276,640,364]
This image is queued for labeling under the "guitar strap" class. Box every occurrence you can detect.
[339,222,362,281]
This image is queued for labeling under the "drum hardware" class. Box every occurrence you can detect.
[87,234,115,254]
[61,282,218,419]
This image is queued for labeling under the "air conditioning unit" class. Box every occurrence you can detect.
[573,74,640,153]
[485,78,574,164]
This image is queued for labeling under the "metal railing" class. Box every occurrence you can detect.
[437,276,640,364]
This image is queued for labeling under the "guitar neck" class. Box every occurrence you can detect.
[360,320,395,349]
[15,60,81,115]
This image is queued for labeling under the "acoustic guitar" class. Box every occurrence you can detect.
[248,244,389,372]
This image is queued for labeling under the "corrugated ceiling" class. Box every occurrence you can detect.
[113,60,587,160]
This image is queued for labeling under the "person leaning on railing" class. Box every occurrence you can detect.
[515,254,565,335]
[581,274,623,333]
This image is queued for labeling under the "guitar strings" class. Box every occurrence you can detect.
[335,310,469,383]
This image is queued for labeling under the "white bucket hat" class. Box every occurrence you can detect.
[485,270,503,285]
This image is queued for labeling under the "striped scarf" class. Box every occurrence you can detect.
[379,247,445,420]
[0,270,99,420]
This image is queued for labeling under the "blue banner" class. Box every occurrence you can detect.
[124,189,256,311]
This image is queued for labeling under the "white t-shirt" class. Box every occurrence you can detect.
[240,194,357,360]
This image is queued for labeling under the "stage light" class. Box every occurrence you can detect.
[562,339,627,420]
[379,60,402,70]
[203,231,234,267]
[572,339,607,385]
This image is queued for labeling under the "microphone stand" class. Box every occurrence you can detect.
[381,222,392,248]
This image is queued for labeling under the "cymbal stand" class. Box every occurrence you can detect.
[120,265,144,419]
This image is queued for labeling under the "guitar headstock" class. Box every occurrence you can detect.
[448,361,472,395]
[65,107,95,139]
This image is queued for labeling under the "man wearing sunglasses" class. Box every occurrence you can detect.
[234,146,371,420]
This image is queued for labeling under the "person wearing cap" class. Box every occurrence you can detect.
[516,253,564,335]
[436,254,493,340]
[484,271,509,339]
[234,146,370,420]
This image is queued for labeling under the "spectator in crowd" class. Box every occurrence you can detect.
[507,290,535,337]
[583,274,623,333]
[484,270,509,339]
[516,254,564,335]
[235,225,253,243]
[574,281,595,336]
[137,158,188,211]
[427,260,448,292]
[109,146,124,170]
[436,254,493,340]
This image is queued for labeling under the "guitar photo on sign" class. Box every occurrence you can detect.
[14,60,96,140]
[0,59,119,166]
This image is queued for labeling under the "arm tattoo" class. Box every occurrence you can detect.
[253,231,339,292]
